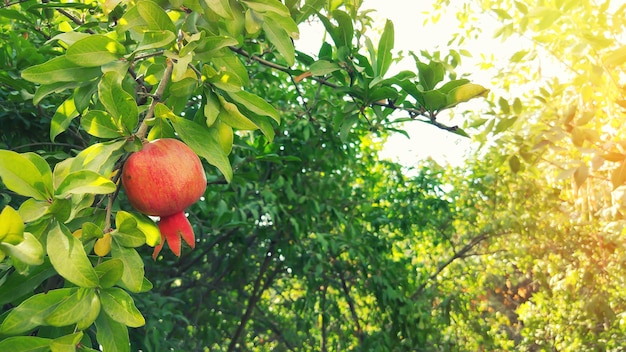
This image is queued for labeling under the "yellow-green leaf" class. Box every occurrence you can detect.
[0,205,24,245]
[55,170,116,198]
[21,56,101,84]
[47,222,99,288]
[66,35,125,67]
[0,150,53,200]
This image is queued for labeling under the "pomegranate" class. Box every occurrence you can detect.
[121,138,207,259]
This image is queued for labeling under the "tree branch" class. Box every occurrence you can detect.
[229,46,462,133]
[411,231,508,299]
[227,240,277,351]
[338,268,364,344]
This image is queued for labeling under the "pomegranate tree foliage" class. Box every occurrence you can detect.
[428,0,626,350]
[0,0,497,351]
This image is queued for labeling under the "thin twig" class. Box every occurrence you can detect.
[230,46,461,133]
[136,59,174,139]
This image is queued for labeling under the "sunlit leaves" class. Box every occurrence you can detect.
[45,288,95,327]
[446,83,490,108]
[309,60,341,76]
[171,117,233,182]
[0,205,24,245]
[55,170,116,198]
[99,287,145,327]
[376,20,394,77]
[47,222,99,288]
[66,35,125,67]
[0,232,44,267]
[0,288,73,335]
[98,72,138,135]
[611,158,626,189]
[603,45,626,66]
[95,311,131,352]
[111,242,145,293]
[136,0,176,33]
[21,56,101,84]
[0,150,53,200]
[261,21,296,66]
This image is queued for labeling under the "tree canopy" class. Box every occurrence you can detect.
[0,0,625,351]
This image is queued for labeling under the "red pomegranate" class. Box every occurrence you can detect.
[122,138,207,259]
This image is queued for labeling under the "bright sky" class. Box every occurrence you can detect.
[296,0,515,167]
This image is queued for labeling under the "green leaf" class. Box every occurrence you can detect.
[134,30,176,52]
[169,77,198,97]
[75,292,101,330]
[21,56,102,85]
[309,60,341,76]
[113,211,147,248]
[110,242,144,293]
[48,198,72,223]
[73,81,98,113]
[0,288,74,335]
[137,0,176,32]
[81,110,124,138]
[209,53,249,89]
[0,150,53,200]
[377,20,394,77]
[70,140,126,175]
[47,222,99,288]
[116,5,147,35]
[0,205,24,245]
[509,155,521,173]
[0,232,44,266]
[437,79,470,95]
[95,311,130,352]
[218,95,259,130]
[423,90,448,112]
[247,113,275,141]
[331,10,353,49]
[446,83,490,108]
[245,9,262,35]
[0,259,55,305]
[296,0,325,23]
[45,288,95,327]
[51,97,79,142]
[243,0,290,16]
[204,91,221,127]
[264,11,299,39]
[98,72,138,135]
[418,61,445,91]
[195,36,239,56]
[214,121,234,154]
[171,117,233,182]
[262,21,295,66]
[120,211,160,246]
[0,336,51,352]
[205,0,233,18]
[50,332,83,352]
[33,81,82,106]
[66,35,125,67]
[55,170,116,198]
[18,199,50,223]
[225,90,281,123]
[95,259,125,288]
[99,287,145,327]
